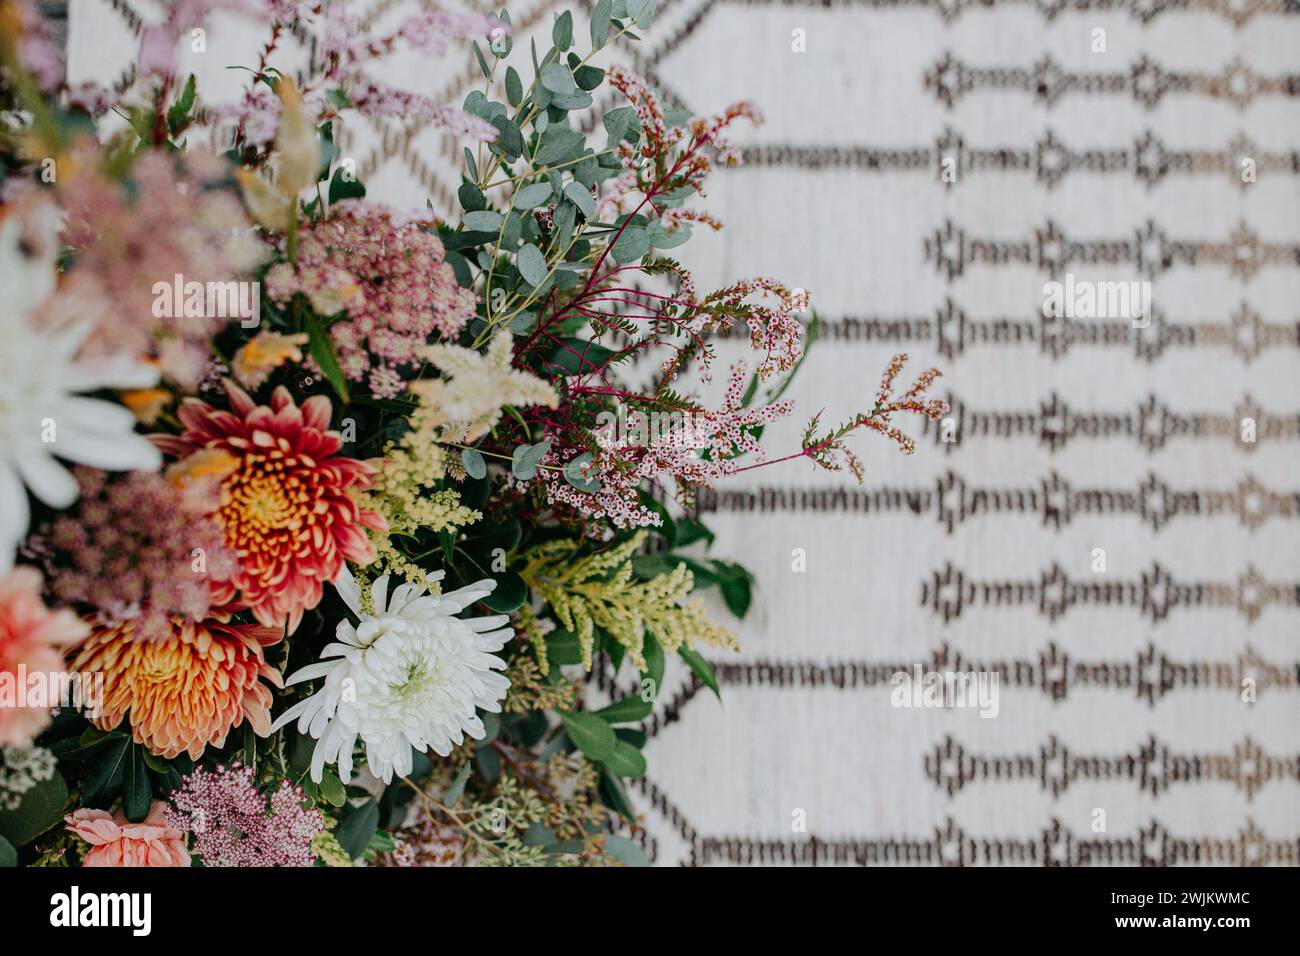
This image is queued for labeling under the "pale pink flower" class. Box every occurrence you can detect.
[65,801,191,867]
[0,568,89,747]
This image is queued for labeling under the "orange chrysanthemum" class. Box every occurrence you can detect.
[154,381,385,634]
[69,618,284,760]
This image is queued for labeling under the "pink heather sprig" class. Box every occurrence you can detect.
[543,364,793,530]
[26,469,237,641]
[695,278,809,381]
[165,763,323,867]
[792,353,948,479]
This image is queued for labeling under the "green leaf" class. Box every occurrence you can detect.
[675,518,715,548]
[303,310,350,402]
[336,800,380,860]
[475,744,501,783]
[560,711,617,762]
[602,106,638,144]
[327,165,365,204]
[540,63,577,95]
[166,74,197,135]
[491,116,524,158]
[599,768,637,820]
[318,769,348,807]
[628,0,658,27]
[463,210,503,231]
[604,833,649,866]
[122,745,152,823]
[473,41,491,79]
[564,181,596,217]
[573,63,604,92]
[591,0,613,49]
[516,243,548,286]
[0,835,15,867]
[458,182,486,212]
[546,629,585,665]
[717,567,753,618]
[513,182,553,209]
[552,10,574,50]
[510,438,552,479]
[0,772,68,847]
[610,225,650,263]
[562,452,601,493]
[680,647,721,699]
[548,338,614,375]
[443,764,471,807]
[603,741,647,778]
[482,571,527,612]
[460,447,487,479]
[594,695,652,723]
[505,66,523,107]
[81,735,129,809]
[641,633,665,689]
[534,128,584,167]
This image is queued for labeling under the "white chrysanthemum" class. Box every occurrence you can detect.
[0,199,161,572]
[271,566,513,784]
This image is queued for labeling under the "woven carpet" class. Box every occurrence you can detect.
[68,0,1300,865]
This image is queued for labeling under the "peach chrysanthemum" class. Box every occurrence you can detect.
[0,567,89,747]
[153,381,386,634]
[68,618,283,760]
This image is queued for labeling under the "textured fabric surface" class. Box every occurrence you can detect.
[69,0,1300,865]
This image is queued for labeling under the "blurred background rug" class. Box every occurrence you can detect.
[67,0,1300,865]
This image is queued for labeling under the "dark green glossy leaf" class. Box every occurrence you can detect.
[336,800,380,859]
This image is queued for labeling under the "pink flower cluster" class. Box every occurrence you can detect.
[544,364,793,529]
[56,148,264,388]
[264,202,477,397]
[164,763,323,867]
[27,469,237,641]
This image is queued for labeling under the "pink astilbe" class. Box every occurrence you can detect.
[165,763,323,867]
[264,202,477,397]
[26,469,237,641]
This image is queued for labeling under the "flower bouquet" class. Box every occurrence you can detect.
[0,0,944,867]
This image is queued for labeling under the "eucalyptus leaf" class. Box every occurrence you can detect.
[463,210,503,231]
[460,447,487,479]
[540,63,577,95]
[564,181,596,217]
[591,0,613,49]
[610,225,650,263]
[443,764,471,807]
[516,243,548,286]
[513,181,553,208]
[505,66,523,107]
